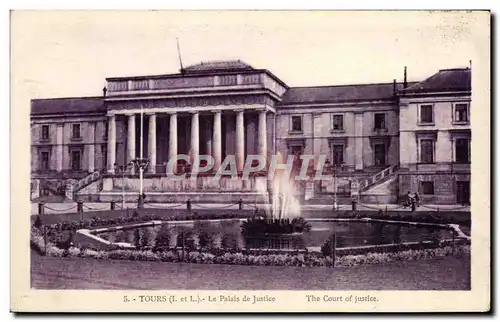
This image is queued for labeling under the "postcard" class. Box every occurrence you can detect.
[10,10,490,313]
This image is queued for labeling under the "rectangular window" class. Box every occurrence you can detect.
[41,125,50,140]
[374,113,386,130]
[72,124,81,139]
[455,138,470,163]
[421,181,435,195]
[332,144,344,166]
[420,139,434,163]
[420,105,434,124]
[454,104,469,123]
[103,122,109,139]
[332,114,344,131]
[71,150,81,170]
[40,151,50,170]
[374,143,386,166]
[291,115,303,132]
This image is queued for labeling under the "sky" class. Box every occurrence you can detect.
[11,10,488,99]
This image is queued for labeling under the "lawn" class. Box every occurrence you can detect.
[31,251,470,290]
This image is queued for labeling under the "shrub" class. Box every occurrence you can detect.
[241,217,311,236]
[197,231,215,249]
[154,226,171,250]
[133,229,141,248]
[46,245,65,257]
[50,231,73,250]
[68,246,81,257]
[34,216,43,229]
[321,234,337,257]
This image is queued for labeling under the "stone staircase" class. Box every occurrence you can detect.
[66,169,105,200]
[357,164,399,192]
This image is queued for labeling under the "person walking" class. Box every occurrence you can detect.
[405,191,412,208]
[414,192,420,207]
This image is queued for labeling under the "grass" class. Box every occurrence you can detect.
[31,250,470,290]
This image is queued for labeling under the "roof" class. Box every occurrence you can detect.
[278,82,416,105]
[31,97,106,116]
[183,60,254,73]
[401,68,471,94]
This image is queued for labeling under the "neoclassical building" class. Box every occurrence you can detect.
[30,60,471,204]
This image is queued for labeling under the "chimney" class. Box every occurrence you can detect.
[393,79,397,96]
[102,86,107,97]
[403,66,407,89]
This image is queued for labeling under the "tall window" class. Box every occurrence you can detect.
[420,139,434,163]
[71,150,82,170]
[456,138,470,163]
[101,144,108,169]
[374,113,386,130]
[374,143,386,166]
[41,125,50,140]
[420,105,434,124]
[332,144,344,166]
[421,181,435,195]
[454,103,469,123]
[40,151,50,170]
[72,124,81,139]
[332,114,344,131]
[291,115,303,132]
[103,122,109,139]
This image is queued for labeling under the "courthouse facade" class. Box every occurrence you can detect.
[30,60,471,205]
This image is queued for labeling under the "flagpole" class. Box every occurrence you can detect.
[140,104,144,196]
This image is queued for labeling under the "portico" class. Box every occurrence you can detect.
[106,106,272,175]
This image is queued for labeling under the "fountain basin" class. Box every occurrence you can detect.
[79,217,467,252]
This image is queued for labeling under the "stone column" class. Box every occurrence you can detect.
[354,112,363,170]
[107,114,116,173]
[127,114,136,162]
[190,112,200,165]
[87,122,95,172]
[213,111,222,170]
[236,110,245,172]
[258,110,267,159]
[56,124,63,172]
[148,113,157,173]
[168,112,178,172]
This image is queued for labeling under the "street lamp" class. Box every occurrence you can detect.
[130,103,149,208]
[114,162,134,210]
[131,157,149,208]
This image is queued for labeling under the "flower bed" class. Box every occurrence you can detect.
[30,226,470,268]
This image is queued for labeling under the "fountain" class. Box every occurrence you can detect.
[241,152,311,238]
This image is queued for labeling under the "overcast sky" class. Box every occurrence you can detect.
[11,10,487,99]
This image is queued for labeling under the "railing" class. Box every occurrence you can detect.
[107,73,264,93]
[358,164,399,191]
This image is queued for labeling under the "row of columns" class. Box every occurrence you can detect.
[107,109,269,174]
